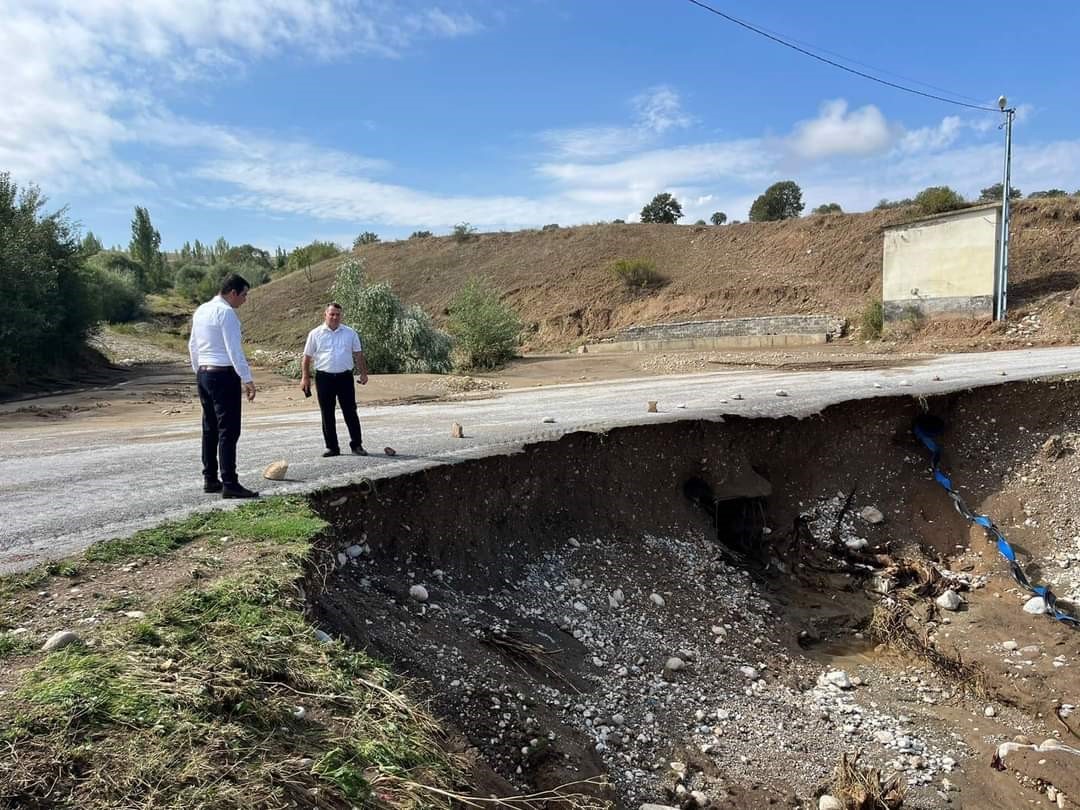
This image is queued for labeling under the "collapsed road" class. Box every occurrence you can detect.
[2,345,1080,572]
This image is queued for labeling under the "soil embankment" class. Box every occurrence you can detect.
[309,380,1080,808]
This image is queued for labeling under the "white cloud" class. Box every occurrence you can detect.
[633,86,694,134]
[0,0,482,192]
[898,115,963,153]
[540,85,693,160]
[788,99,894,159]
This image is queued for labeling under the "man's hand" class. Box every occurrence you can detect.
[245,381,257,402]
[357,372,369,386]
[300,377,311,397]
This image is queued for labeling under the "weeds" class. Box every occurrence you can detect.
[609,258,667,290]
[0,497,464,809]
[860,300,884,340]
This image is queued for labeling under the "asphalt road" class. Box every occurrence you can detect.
[3,346,1080,572]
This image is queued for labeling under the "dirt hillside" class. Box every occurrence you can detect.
[244,198,1080,352]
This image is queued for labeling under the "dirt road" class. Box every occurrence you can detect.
[3,346,1080,572]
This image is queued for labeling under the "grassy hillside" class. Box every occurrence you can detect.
[244,198,1080,352]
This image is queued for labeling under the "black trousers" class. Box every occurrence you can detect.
[197,367,242,484]
[315,370,363,451]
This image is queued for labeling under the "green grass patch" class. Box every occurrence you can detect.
[0,632,34,659]
[85,496,322,563]
[0,497,464,808]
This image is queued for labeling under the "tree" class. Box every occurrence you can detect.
[978,183,1021,202]
[0,172,96,379]
[1028,189,1068,199]
[452,222,477,242]
[353,232,380,248]
[710,211,727,225]
[693,219,707,226]
[749,181,804,222]
[812,203,843,215]
[874,198,914,210]
[913,186,967,215]
[80,231,104,256]
[640,193,683,224]
[128,206,164,290]
[409,230,433,239]
[285,240,341,274]
[447,277,523,369]
[329,257,451,373]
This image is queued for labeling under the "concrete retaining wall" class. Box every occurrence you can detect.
[618,315,846,342]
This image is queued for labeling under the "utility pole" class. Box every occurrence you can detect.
[996,96,1015,321]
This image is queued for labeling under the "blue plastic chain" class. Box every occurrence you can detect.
[913,415,1080,628]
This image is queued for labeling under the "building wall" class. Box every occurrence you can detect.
[882,205,1001,320]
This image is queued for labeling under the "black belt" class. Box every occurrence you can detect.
[315,369,353,376]
[198,365,234,372]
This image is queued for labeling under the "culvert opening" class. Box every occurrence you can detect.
[306,379,1080,810]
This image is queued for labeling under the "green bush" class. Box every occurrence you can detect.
[610,258,667,290]
[447,277,522,370]
[913,186,967,216]
[860,300,884,340]
[330,258,451,374]
[451,223,477,243]
[83,265,144,323]
[409,230,433,239]
[286,240,341,273]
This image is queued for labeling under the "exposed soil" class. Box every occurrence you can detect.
[243,198,1080,353]
[306,380,1080,809]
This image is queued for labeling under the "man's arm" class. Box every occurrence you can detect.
[188,319,199,374]
[221,310,256,401]
[301,355,313,394]
[353,351,369,385]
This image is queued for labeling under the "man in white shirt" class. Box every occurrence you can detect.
[188,274,259,498]
[300,302,370,457]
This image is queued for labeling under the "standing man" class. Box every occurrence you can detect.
[188,273,259,498]
[301,303,369,457]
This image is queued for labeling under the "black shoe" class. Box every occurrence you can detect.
[322,449,341,457]
[203,480,223,493]
[351,445,368,456]
[222,484,259,499]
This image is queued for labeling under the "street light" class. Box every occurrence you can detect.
[996,95,1015,321]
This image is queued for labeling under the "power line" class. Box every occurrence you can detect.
[683,0,1000,113]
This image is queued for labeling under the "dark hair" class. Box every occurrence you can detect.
[326,302,343,310]
[219,273,250,296]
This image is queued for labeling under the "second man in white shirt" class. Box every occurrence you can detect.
[300,303,370,457]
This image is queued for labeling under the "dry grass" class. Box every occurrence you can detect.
[867,599,992,698]
[0,499,465,809]
[828,751,905,809]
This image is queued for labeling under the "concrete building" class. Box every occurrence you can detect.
[882,204,1001,321]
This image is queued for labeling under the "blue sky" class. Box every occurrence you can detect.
[5,0,1080,252]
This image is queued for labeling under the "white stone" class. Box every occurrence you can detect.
[567,537,580,548]
[739,666,759,680]
[123,610,146,619]
[774,389,789,397]
[541,416,556,423]
[409,584,429,602]
[345,544,363,558]
[821,670,853,689]
[859,506,885,524]
[936,590,963,611]
[665,657,685,672]
[844,537,869,551]
[292,706,306,720]
[1003,640,1019,651]
[819,796,843,810]
[42,630,80,652]
[649,593,666,608]
[1023,596,1048,614]
[984,706,996,717]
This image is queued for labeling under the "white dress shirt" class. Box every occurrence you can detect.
[303,323,362,373]
[188,295,253,383]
